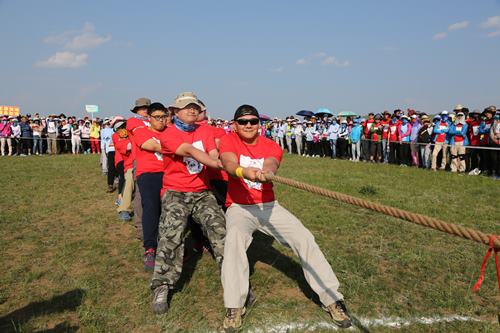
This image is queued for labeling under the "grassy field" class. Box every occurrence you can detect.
[0,154,499,333]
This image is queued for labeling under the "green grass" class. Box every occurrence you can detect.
[0,154,499,332]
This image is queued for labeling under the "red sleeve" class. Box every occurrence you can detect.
[214,127,226,139]
[114,137,131,157]
[204,128,216,153]
[126,118,148,134]
[133,127,154,146]
[218,134,237,155]
[160,127,184,154]
[267,139,283,162]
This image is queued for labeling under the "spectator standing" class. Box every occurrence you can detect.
[409,115,421,167]
[388,116,399,164]
[490,110,500,179]
[479,107,495,175]
[31,118,43,155]
[304,121,316,157]
[0,116,12,156]
[361,113,374,162]
[19,116,32,156]
[350,118,362,161]
[46,115,58,155]
[327,118,340,158]
[381,111,391,163]
[467,109,482,175]
[449,111,468,173]
[70,123,82,154]
[11,118,21,156]
[431,111,450,171]
[90,120,101,154]
[417,116,433,169]
[398,115,412,166]
[337,120,349,159]
[292,120,303,156]
[369,114,383,162]
[81,121,91,154]
[60,119,71,154]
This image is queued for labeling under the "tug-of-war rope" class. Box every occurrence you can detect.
[263,173,500,307]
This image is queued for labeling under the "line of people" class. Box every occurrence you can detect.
[262,105,500,179]
[0,114,107,156]
[104,94,353,331]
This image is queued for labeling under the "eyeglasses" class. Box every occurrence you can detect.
[236,118,259,126]
[151,115,168,121]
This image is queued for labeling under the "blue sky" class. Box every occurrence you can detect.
[1,0,499,119]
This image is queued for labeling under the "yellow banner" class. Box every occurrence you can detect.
[0,106,20,117]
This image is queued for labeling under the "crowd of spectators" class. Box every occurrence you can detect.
[260,105,500,179]
[0,104,499,180]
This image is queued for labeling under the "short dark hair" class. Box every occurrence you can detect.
[233,104,259,120]
[147,102,168,115]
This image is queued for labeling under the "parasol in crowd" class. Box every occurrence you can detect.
[296,110,315,117]
[315,108,334,118]
[259,114,271,121]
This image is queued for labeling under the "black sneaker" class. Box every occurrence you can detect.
[151,285,169,314]
[325,300,352,328]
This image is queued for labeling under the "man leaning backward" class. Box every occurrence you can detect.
[219,104,352,331]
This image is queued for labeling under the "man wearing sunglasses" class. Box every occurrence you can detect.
[219,105,352,331]
[132,102,170,270]
[150,92,226,315]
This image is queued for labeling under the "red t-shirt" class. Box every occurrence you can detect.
[112,133,123,167]
[207,126,229,182]
[133,127,165,177]
[113,133,134,171]
[219,133,283,206]
[381,120,390,139]
[389,121,399,141]
[126,117,150,160]
[160,125,217,195]
[467,119,481,146]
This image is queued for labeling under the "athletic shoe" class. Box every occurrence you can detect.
[115,198,122,206]
[222,307,246,332]
[106,185,114,193]
[118,211,131,221]
[144,248,156,271]
[324,300,352,328]
[151,285,170,314]
[245,287,256,308]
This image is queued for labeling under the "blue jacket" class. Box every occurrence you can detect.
[350,124,362,143]
[20,122,32,138]
[449,123,469,146]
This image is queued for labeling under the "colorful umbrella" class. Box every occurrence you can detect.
[315,108,334,118]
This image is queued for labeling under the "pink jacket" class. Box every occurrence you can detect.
[0,122,11,138]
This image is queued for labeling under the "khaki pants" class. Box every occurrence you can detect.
[431,142,447,170]
[0,137,12,156]
[450,142,466,172]
[48,133,58,154]
[117,168,134,213]
[221,201,344,308]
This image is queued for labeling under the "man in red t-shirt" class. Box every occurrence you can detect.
[150,92,226,315]
[219,105,352,331]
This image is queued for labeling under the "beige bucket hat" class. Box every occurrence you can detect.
[168,92,206,111]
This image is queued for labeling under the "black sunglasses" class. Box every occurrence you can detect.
[236,118,259,125]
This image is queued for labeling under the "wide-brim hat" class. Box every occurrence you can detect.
[130,97,152,112]
[113,120,126,131]
[168,92,206,111]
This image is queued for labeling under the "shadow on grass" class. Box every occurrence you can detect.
[0,289,84,333]
[247,232,321,305]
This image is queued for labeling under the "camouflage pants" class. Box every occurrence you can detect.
[151,190,226,289]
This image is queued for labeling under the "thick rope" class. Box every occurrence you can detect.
[264,173,500,250]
